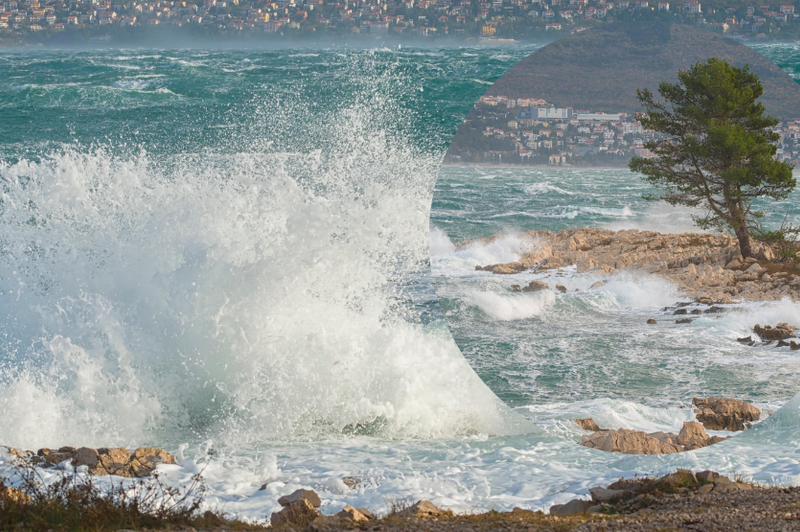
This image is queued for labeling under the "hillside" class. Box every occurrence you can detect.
[484,23,800,121]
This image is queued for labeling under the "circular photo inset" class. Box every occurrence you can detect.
[431,22,800,455]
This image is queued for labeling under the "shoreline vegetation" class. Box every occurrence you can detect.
[2,458,800,531]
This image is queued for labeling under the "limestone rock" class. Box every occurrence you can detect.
[695,469,719,482]
[278,489,322,508]
[336,505,371,523]
[579,428,682,454]
[521,280,549,292]
[745,262,764,274]
[677,422,710,450]
[589,487,628,503]
[693,397,761,431]
[396,500,452,519]
[129,448,177,478]
[0,486,30,504]
[271,498,321,527]
[551,499,592,515]
[725,259,741,270]
[754,323,797,340]
[31,446,174,477]
[93,447,134,477]
[461,228,794,304]
[575,418,601,431]
[648,431,679,445]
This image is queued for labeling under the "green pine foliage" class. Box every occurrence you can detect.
[629,58,796,258]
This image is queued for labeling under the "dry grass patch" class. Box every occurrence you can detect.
[0,468,265,532]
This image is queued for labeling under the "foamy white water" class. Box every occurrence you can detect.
[2,46,800,523]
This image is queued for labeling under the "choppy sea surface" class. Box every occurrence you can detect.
[1,43,800,522]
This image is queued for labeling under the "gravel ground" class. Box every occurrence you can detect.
[302,487,800,532]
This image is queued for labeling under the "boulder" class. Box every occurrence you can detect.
[271,498,321,527]
[676,318,692,324]
[555,283,567,293]
[575,418,601,431]
[589,487,627,503]
[0,486,30,504]
[278,489,322,508]
[579,428,682,454]
[482,262,526,275]
[551,499,592,515]
[336,505,371,523]
[521,281,549,293]
[32,446,174,478]
[657,469,698,488]
[753,323,796,340]
[745,262,764,275]
[677,421,710,450]
[71,447,99,468]
[696,470,720,483]
[396,500,452,519]
[647,319,657,325]
[712,476,740,491]
[692,397,761,431]
[129,448,177,478]
[93,448,135,477]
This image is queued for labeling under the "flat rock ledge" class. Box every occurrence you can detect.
[1,445,176,477]
[471,228,800,302]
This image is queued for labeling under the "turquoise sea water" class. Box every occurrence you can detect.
[1,42,800,521]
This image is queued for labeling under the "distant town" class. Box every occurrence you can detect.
[1,0,800,43]
[444,94,800,165]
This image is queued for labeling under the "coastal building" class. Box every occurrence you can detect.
[576,112,623,121]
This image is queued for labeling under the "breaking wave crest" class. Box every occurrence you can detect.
[0,65,528,451]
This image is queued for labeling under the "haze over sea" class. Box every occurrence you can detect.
[1,43,800,521]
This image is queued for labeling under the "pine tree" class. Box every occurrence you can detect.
[629,58,796,259]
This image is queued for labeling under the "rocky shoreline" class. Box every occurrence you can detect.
[1,445,176,478]
[2,450,799,531]
[471,227,800,302]
[264,469,800,531]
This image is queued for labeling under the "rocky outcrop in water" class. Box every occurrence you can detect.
[692,397,761,431]
[575,418,601,431]
[467,228,800,302]
[578,421,728,455]
[2,446,176,477]
[753,323,797,340]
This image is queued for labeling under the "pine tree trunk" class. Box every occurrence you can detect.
[734,219,752,259]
